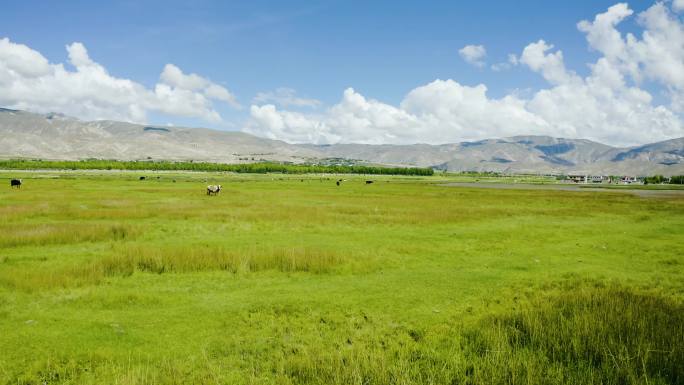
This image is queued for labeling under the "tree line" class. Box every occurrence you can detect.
[0,159,434,176]
[647,175,684,184]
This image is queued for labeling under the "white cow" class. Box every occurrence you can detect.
[206,184,222,196]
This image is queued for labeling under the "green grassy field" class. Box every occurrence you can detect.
[0,171,683,384]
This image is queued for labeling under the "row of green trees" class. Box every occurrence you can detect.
[644,175,666,184]
[0,159,434,176]
[643,175,684,184]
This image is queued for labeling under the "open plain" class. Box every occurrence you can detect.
[0,172,683,384]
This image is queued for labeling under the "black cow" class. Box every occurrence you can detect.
[139,176,146,180]
[10,179,22,188]
[365,180,374,185]
[336,181,340,186]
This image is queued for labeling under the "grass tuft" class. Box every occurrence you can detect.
[463,281,684,384]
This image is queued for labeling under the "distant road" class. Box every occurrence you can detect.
[440,182,684,198]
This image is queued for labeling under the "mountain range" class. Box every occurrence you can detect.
[1,108,683,176]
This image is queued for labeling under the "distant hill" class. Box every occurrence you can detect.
[0,108,317,164]
[309,136,684,175]
[1,108,683,175]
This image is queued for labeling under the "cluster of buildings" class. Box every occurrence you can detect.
[566,175,642,184]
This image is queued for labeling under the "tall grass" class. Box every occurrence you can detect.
[263,281,684,385]
[7,281,681,384]
[461,281,684,384]
[0,223,134,248]
[100,244,353,275]
[0,264,106,292]
[0,244,364,291]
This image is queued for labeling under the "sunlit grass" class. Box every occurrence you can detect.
[0,171,682,384]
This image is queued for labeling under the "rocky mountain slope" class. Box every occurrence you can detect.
[306,135,684,175]
[1,108,683,175]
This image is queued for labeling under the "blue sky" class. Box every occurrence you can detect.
[1,1,649,102]
[0,0,682,145]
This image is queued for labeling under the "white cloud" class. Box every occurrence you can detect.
[578,1,684,113]
[490,63,510,72]
[159,64,239,107]
[672,0,684,12]
[0,38,51,77]
[508,54,519,66]
[491,54,519,72]
[577,1,684,110]
[160,63,209,90]
[67,42,96,68]
[204,84,240,107]
[0,38,239,123]
[250,104,330,143]
[524,58,681,145]
[246,81,553,145]
[247,1,684,146]
[253,88,321,108]
[520,40,580,85]
[577,3,634,59]
[458,44,487,67]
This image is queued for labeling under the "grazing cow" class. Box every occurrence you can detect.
[10,179,22,188]
[336,181,340,186]
[139,176,146,180]
[365,180,374,185]
[206,184,222,196]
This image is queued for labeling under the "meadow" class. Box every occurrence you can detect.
[0,171,682,384]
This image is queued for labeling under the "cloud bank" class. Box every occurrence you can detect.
[0,38,238,123]
[247,1,684,146]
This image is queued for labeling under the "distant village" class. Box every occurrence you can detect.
[564,174,682,185]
